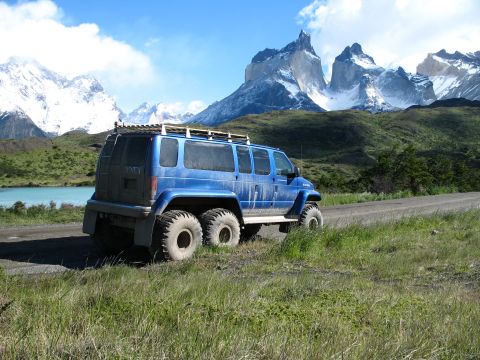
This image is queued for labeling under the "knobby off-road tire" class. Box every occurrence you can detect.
[299,203,324,230]
[150,210,203,261]
[200,208,241,247]
[91,218,133,255]
[240,224,262,242]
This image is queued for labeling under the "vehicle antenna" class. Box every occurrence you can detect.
[300,144,303,174]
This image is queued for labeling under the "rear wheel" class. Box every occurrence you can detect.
[299,204,323,230]
[91,218,133,255]
[240,224,262,242]
[200,208,240,247]
[150,210,202,261]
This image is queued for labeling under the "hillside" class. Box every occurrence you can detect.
[1,106,479,189]
[0,131,106,187]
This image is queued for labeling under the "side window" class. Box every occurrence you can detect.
[274,151,294,176]
[236,146,252,173]
[160,138,178,167]
[253,148,271,175]
[184,141,234,172]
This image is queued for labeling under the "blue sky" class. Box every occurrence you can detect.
[1,0,479,113]
[39,0,313,111]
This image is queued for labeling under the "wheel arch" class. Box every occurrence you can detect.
[289,190,322,216]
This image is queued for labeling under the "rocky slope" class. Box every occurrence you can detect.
[0,110,46,139]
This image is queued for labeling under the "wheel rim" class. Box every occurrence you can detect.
[308,218,318,230]
[177,230,192,249]
[218,226,232,243]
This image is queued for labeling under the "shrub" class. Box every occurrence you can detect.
[12,201,26,214]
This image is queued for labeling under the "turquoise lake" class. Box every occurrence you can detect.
[0,187,95,207]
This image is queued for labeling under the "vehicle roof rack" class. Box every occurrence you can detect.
[113,122,250,144]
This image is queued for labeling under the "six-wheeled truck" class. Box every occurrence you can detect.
[83,123,323,260]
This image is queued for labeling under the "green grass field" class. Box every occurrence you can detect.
[1,210,479,359]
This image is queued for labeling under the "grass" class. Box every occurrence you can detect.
[319,186,459,207]
[0,203,84,226]
[319,191,413,206]
[0,210,479,359]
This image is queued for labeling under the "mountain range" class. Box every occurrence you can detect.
[1,31,479,138]
[191,31,479,124]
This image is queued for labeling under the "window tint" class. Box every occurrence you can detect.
[111,136,127,165]
[274,151,294,176]
[253,148,271,175]
[125,137,148,166]
[160,138,178,167]
[184,141,234,172]
[236,146,252,173]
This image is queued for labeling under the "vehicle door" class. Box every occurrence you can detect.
[251,148,274,214]
[273,151,299,214]
[108,135,150,205]
[233,145,254,214]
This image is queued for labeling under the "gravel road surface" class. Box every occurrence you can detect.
[1,192,479,275]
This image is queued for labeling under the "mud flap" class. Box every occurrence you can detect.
[82,209,97,234]
[134,212,157,247]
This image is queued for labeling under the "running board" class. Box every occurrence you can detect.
[243,216,298,225]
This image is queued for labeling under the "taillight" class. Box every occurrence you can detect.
[151,176,158,195]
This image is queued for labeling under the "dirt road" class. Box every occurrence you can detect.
[1,192,479,275]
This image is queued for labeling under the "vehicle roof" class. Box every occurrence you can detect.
[114,131,280,151]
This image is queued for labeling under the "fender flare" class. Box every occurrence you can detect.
[289,190,322,217]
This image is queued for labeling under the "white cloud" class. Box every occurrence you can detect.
[187,100,207,114]
[152,100,206,116]
[0,0,153,97]
[298,0,480,78]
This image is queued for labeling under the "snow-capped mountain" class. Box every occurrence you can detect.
[326,43,436,112]
[190,31,325,125]
[417,50,480,100]
[125,102,193,125]
[191,33,437,124]
[0,59,122,136]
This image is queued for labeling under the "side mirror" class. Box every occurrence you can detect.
[287,166,300,178]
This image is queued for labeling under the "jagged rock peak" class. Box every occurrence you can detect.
[336,42,376,65]
[282,30,316,55]
[433,49,480,65]
[251,30,316,63]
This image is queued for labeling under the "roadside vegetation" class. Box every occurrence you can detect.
[0,201,84,226]
[0,210,478,358]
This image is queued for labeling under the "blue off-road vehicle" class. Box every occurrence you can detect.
[83,123,322,260]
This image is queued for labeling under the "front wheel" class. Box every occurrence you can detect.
[299,204,323,230]
[150,210,203,261]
